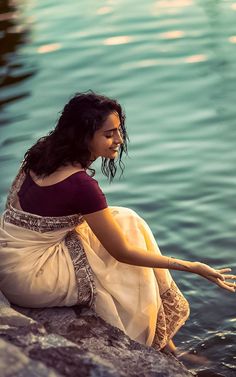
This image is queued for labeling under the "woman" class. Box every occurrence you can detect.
[0,91,235,355]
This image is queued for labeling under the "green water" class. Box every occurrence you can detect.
[1,0,236,375]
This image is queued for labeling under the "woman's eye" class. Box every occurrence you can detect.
[104,127,123,139]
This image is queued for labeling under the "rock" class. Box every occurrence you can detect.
[0,290,193,377]
[0,338,62,377]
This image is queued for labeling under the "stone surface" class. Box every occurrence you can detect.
[0,290,193,377]
[0,338,62,377]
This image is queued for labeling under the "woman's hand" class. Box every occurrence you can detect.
[192,262,236,292]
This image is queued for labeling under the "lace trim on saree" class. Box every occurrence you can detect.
[65,230,96,309]
[152,281,190,350]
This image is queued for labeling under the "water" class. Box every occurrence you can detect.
[1,0,236,375]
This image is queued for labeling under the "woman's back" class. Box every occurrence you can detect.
[17,168,107,217]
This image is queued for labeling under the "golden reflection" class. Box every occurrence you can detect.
[228,317,236,322]
[229,36,236,43]
[103,36,133,45]
[154,0,192,8]
[159,30,185,39]
[185,54,207,63]
[231,3,236,10]
[137,59,159,67]
[37,43,61,54]
[152,0,192,15]
[97,7,112,15]
[122,54,208,68]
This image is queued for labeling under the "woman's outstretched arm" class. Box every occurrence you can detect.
[83,208,236,292]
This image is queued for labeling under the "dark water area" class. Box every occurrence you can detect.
[0,0,236,375]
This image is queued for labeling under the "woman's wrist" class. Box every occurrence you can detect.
[167,257,197,273]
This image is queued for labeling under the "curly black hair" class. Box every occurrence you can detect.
[22,91,128,181]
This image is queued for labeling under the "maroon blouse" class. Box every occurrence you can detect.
[18,171,108,217]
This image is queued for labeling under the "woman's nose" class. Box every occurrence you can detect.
[115,130,123,144]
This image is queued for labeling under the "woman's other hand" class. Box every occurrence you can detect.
[192,262,236,292]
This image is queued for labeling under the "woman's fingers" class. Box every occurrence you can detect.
[206,275,236,292]
[214,272,225,280]
[215,268,236,280]
[216,278,236,292]
[199,264,236,291]
[223,274,236,280]
[224,281,236,288]
[217,268,232,274]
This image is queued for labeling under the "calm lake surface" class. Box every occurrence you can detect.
[1,0,236,375]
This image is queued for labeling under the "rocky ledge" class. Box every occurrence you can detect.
[0,291,193,377]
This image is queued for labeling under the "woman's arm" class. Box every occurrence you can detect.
[83,208,236,292]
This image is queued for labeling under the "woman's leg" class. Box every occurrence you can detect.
[163,339,209,367]
[162,339,177,355]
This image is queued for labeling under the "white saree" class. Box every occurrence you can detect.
[0,169,189,350]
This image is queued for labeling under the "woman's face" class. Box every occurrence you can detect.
[89,112,123,160]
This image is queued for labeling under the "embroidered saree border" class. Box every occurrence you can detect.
[65,230,97,308]
[152,281,190,350]
[5,165,25,210]
[3,207,82,233]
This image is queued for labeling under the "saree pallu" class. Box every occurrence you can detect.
[0,169,190,350]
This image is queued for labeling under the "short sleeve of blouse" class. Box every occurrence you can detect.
[72,174,108,215]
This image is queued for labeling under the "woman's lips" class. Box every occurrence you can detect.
[110,146,120,152]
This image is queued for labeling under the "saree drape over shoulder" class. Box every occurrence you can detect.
[0,169,189,350]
